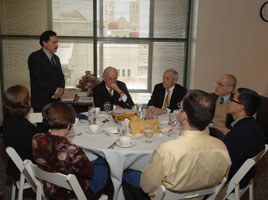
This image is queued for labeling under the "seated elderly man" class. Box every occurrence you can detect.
[212,74,237,128]
[93,66,134,110]
[223,88,265,189]
[209,74,237,140]
[147,69,187,116]
[122,90,231,200]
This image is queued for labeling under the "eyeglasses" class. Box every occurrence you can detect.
[230,98,243,105]
[215,81,232,87]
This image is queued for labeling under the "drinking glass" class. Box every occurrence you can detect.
[144,124,154,143]
[88,107,96,125]
[104,101,112,113]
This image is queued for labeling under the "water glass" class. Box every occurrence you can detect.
[88,107,96,125]
[104,101,112,113]
[144,124,154,143]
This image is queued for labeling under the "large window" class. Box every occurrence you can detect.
[52,0,190,95]
[0,0,191,103]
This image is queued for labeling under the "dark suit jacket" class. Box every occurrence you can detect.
[224,117,265,188]
[93,81,134,111]
[28,49,65,112]
[147,83,187,112]
[3,116,39,181]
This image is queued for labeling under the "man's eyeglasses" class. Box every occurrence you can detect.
[215,81,232,87]
[230,98,243,105]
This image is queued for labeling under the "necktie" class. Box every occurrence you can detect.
[164,89,170,108]
[109,89,113,97]
[220,97,224,104]
[51,56,56,66]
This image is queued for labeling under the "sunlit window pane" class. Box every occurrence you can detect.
[97,0,149,38]
[57,42,93,87]
[52,0,93,36]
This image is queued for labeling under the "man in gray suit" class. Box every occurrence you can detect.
[28,30,65,112]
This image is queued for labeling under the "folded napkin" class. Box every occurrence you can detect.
[76,113,88,120]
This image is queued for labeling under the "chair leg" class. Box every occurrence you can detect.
[249,183,254,200]
[11,181,16,200]
[17,176,25,200]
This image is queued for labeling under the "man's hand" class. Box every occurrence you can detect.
[146,107,166,116]
[111,82,124,97]
[52,87,64,99]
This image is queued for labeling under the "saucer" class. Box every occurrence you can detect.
[115,141,135,148]
[159,128,175,134]
[126,133,143,139]
[104,127,119,136]
[86,128,103,134]
[159,121,170,126]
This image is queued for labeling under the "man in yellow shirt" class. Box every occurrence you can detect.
[122,90,231,200]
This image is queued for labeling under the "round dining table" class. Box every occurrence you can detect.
[69,110,180,200]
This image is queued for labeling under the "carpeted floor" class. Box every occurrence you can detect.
[0,133,268,200]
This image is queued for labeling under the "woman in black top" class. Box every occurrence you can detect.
[3,85,39,181]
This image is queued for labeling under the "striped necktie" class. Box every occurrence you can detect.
[164,89,170,108]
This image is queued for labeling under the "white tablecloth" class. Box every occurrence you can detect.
[69,111,179,200]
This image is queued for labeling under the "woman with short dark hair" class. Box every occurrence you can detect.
[3,85,39,181]
[32,101,114,200]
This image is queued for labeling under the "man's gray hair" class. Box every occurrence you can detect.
[103,66,118,78]
[165,69,178,80]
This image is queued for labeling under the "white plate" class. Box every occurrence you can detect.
[126,133,143,139]
[73,121,81,127]
[104,127,119,136]
[159,128,175,134]
[97,113,109,118]
[79,119,88,123]
[116,141,135,148]
[86,128,103,134]
[159,121,170,126]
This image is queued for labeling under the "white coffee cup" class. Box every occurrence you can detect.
[119,136,132,146]
[95,107,100,114]
[89,124,101,133]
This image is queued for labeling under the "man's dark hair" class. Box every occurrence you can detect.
[183,90,216,131]
[39,30,57,46]
[237,88,261,116]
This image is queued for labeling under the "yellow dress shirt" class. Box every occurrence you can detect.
[140,130,231,199]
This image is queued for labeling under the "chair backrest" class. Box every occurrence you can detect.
[155,177,227,200]
[223,144,268,199]
[6,147,24,172]
[28,112,43,124]
[23,160,87,200]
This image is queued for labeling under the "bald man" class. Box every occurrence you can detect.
[93,66,134,111]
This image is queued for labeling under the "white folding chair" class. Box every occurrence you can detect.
[155,176,227,200]
[23,159,108,200]
[223,144,268,200]
[28,112,43,124]
[5,147,32,200]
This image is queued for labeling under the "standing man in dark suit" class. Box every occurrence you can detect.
[223,88,265,188]
[147,69,187,116]
[28,30,65,112]
[93,66,134,111]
